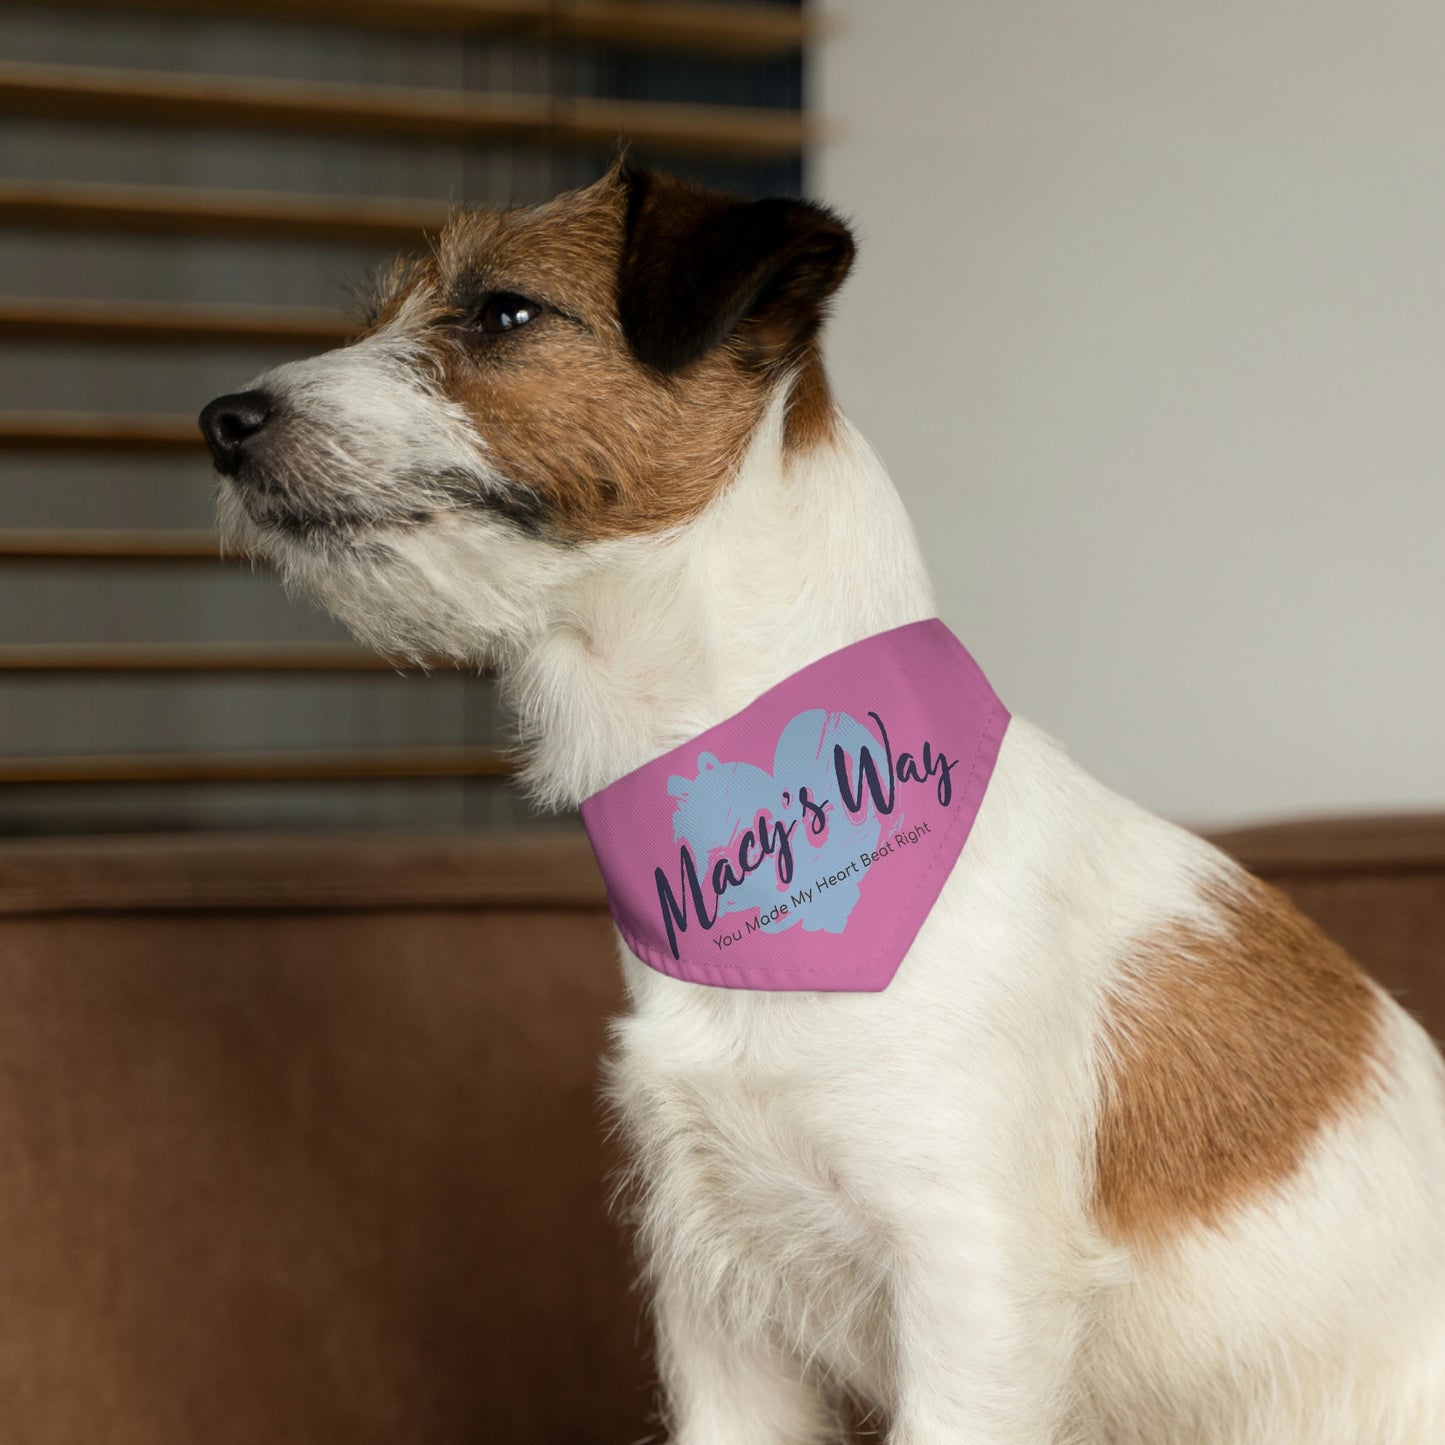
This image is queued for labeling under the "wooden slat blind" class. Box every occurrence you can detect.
[0,62,818,162]
[0,181,451,245]
[0,530,227,562]
[0,0,813,827]
[26,0,816,58]
[0,644,408,672]
[0,298,354,348]
[0,413,202,452]
[0,747,513,785]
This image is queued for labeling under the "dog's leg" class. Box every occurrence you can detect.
[884,1219,1088,1445]
[654,1274,841,1445]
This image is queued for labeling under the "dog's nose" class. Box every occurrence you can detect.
[199,390,273,475]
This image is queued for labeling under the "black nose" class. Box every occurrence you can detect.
[199,390,272,475]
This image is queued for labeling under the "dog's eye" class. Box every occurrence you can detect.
[473,292,542,335]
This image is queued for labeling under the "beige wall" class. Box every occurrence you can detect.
[813,1,1445,827]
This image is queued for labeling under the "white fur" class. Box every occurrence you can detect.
[221,354,1445,1443]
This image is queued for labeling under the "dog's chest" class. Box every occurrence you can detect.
[611,1012,892,1387]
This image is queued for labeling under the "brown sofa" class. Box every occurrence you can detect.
[0,819,1440,1443]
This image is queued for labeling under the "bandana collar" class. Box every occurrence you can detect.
[579,619,1009,992]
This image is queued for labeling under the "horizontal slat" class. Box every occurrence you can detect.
[0,297,353,347]
[1211,814,1445,875]
[0,61,816,161]
[0,180,449,244]
[0,412,201,452]
[0,643,426,672]
[0,530,226,561]
[23,0,814,59]
[0,831,606,916]
[0,746,512,784]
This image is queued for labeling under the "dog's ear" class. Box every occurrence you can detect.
[617,166,855,375]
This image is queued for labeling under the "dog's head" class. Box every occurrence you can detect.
[199,166,854,662]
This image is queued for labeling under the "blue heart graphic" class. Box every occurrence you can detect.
[666,709,896,935]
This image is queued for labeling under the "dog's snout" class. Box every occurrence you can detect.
[199,390,273,475]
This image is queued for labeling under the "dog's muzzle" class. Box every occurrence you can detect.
[199,390,274,476]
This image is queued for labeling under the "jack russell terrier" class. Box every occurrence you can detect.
[200,164,1445,1444]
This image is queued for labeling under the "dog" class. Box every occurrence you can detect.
[200,163,1445,1443]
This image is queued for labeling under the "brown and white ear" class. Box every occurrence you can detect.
[617,166,855,375]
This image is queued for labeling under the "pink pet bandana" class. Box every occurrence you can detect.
[579,619,1009,992]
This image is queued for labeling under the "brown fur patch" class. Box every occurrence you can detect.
[364,171,845,541]
[783,342,840,453]
[1093,872,1382,1247]
[371,178,765,540]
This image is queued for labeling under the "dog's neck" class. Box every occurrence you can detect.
[507,390,937,809]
